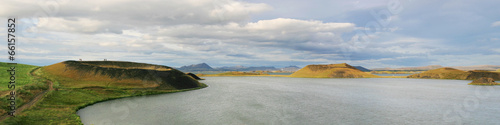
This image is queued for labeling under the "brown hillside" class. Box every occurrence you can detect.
[407,68,500,80]
[469,77,499,85]
[42,61,202,89]
[290,63,378,78]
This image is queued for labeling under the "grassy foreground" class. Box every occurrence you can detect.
[0,63,41,118]
[0,62,207,124]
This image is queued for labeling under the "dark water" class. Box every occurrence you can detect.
[78,77,500,125]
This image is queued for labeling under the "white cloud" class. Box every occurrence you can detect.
[492,49,500,53]
[2,0,271,26]
[156,18,356,53]
[3,0,499,68]
[35,17,120,34]
[492,21,500,27]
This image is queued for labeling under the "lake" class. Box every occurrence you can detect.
[78,77,500,125]
[372,73,413,76]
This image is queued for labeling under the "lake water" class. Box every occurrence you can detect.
[78,77,500,125]
[372,74,413,76]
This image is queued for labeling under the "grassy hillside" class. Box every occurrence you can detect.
[1,61,207,124]
[0,63,39,91]
[42,61,201,89]
[407,68,468,79]
[407,67,500,81]
[0,63,43,119]
[290,63,379,78]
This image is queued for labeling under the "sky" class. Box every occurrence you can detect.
[1,0,499,68]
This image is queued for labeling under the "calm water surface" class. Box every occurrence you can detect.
[372,73,413,76]
[78,77,500,125]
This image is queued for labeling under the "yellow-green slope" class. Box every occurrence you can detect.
[290,63,378,78]
[43,60,203,89]
[407,67,500,80]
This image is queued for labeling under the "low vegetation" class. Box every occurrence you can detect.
[408,67,500,85]
[0,63,41,118]
[0,61,206,124]
[408,68,500,80]
[407,68,469,79]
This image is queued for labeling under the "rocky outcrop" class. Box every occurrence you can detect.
[43,61,203,89]
[186,73,204,80]
[469,77,499,85]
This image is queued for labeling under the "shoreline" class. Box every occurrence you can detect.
[75,85,207,118]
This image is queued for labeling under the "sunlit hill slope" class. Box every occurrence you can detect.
[42,60,203,89]
[407,67,500,80]
[290,63,378,78]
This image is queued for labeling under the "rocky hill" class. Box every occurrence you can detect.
[43,61,203,89]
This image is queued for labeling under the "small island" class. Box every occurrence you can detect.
[469,77,499,85]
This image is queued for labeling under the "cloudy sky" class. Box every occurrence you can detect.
[1,0,499,68]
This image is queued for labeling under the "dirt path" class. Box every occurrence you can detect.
[0,67,54,121]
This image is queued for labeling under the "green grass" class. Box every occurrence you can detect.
[0,62,39,91]
[0,62,43,117]
[1,87,206,124]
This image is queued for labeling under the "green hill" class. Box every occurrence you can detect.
[290,63,378,78]
[42,60,203,89]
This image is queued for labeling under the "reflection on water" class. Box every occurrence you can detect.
[78,77,500,125]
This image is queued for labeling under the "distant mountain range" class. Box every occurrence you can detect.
[177,63,283,72]
[281,66,301,72]
[372,65,500,71]
[177,63,214,72]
